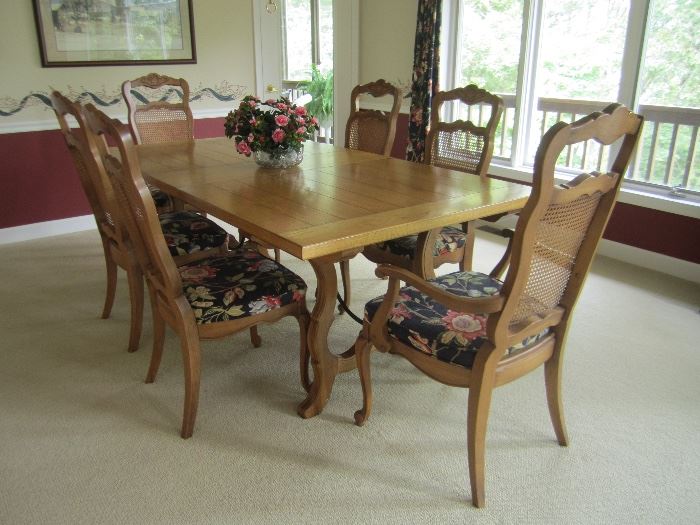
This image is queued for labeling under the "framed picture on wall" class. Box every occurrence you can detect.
[32,0,196,67]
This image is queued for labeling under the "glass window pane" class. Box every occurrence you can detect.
[318,0,333,73]
[284,0,312,80]
[635,0,700,191]
[639,0,700,107]
[457,0,524,159]
[528,0,629,167]
[537,0,629,101]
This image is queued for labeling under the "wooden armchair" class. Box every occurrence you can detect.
[338,79,402,308]
[352,104,643,507]
[362,84,504,278]
[51,91,230,353]
[83,104,310,439]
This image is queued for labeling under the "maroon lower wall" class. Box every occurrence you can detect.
[2,115,698,264]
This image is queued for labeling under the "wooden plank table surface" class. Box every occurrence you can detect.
[137,138,531,417]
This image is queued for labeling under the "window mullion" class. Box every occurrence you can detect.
[512,0,543,170]
[441,0,461,121]
[618,0,650,107]
[311,0,320,65]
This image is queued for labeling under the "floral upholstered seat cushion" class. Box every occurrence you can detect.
[364,271,548,369]
[148,184,173,213]
[159,211,229,256]
[178,249,307,324]
[373,226,467,259]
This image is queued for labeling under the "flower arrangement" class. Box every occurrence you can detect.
[224,95,319,159]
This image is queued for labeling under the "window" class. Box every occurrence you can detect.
[442,0,700,194]
[282,0,333,81]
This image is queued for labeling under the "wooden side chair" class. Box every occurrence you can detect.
[122,73,275,258]
[51,91,230,353]
[362,84,504,279]
[338,79,402,308]
[352,104,643,507]
[121,72,195,213]
[83,104,310,439]
[122,72,194,145]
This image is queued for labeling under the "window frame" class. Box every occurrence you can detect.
[440,0,700,211]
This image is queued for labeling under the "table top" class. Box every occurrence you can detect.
[137,138,531,260]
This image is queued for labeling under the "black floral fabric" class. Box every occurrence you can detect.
[406,0,442,163]
[374,226,466,259]
[159,211,229,256]
[178,248,307,324]
[365,271,548,369]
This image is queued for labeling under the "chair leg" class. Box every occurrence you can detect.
[249,325,262,348]
[178,319,202,439]
[338,260,351,314]
[545,348,569,446]
[274,248,281,263]
[125,265,144,353]
[459,222,476,272]
[353,336,373,426]
[466,354,498,508]
[145,305,166,384]
[298,311,311,392]
[101,240,117,319]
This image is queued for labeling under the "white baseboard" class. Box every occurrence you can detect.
[0,215,96,245]
[2,214,698,283]
[597,239,700,283]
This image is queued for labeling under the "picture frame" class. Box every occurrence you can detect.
[32,0,196,67]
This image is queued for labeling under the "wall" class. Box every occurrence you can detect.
[1,1,698,273]
[359,0,416,99]
[0,1,256,128]
[0,0,257,230]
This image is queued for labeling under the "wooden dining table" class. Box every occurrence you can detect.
[136,138,531,418]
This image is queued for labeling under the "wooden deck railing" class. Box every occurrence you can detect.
[279,84,698,192]
[486,96,699,193]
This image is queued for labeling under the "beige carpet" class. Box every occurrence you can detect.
[0,229,698,524]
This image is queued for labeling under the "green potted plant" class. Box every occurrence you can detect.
[297,65,334,129]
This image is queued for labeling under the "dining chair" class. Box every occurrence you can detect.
[51,91,230,353]
[362,84,504,279]
[122,72,196,213]
[338,79,402,309]
[122,73,275,257]
[352,104,643,507]
[83,103,310,439]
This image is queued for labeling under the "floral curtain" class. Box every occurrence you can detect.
[405,0,442,163]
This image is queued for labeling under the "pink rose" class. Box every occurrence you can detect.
[310,117,319,126]
[275,114,289,127]
[237,141,252,156]
[296,117,305,124]
[271,128,286,143]
[249,118,256,125]
[294,106,307,116]
[276,102,288,110]
[248,100,257,107]
[265,99,275,105]
[297,126,306,135]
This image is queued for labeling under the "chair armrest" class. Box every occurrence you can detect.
[374,265,505,314]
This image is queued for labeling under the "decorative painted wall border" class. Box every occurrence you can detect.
[0,81,248,117]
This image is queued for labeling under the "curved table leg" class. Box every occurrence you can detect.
[297,250,360,418]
